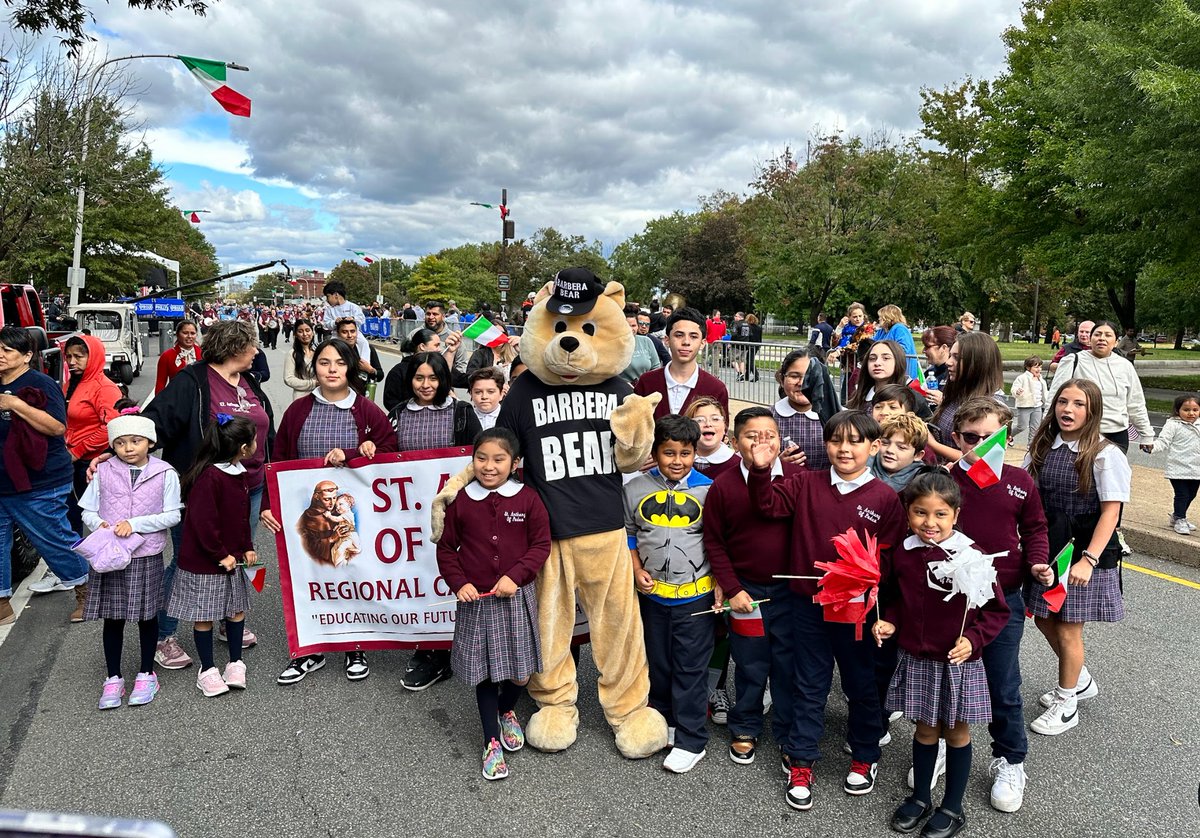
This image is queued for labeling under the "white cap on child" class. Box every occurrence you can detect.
[107,408,157,446]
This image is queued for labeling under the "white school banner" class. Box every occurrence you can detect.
[267,448,588,657]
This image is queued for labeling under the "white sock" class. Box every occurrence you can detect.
[1054,685,1076,702]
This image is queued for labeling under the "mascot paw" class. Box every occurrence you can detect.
[613,706,669,759]
[429,463,475,543]
[611,392,661,473]
[526,705,580,753]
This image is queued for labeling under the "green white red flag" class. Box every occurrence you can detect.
[964,425,1007,488]
[1042,541,1073,613]
[728,604,765,637]
[462,316,509,348]
[243,564,266,592]
[351,250,376,265]
[179,56,251,117]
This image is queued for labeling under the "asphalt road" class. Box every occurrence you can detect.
[2,342,1199,838]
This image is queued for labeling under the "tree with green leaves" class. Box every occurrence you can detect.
[6,1,214,54]
[608,212,698,306]
[668,200,752,315]
[326,260,375,306]
[405,254,460,304]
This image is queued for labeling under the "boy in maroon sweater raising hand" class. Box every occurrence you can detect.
[747,410,905,812]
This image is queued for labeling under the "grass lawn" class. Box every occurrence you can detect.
[1138,375,1200,391]
[1147,397,1178,414]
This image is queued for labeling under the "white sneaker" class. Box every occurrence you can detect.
[889,710,904,723]
[1174,519,1191,535]
[1187,519,1197,531]
[843,732,891,755]
[989,757,1027,812]
[1031,695,1079,735]
[907,739,947,790]
[1039,675,1098,708]
[663,746,705,774]
[28,574,73,594]
[763,684,773,715]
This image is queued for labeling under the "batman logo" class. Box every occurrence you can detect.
[638,490,702,528]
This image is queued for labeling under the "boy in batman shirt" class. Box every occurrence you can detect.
[623,415,716,774]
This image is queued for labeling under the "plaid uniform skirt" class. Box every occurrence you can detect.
[451,582,541,686]
[166,568,251,622]
[1026,566,1124,623]
[887,649,992,727]
[83,552,164,622]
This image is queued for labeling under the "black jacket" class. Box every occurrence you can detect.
[144,361,276,476]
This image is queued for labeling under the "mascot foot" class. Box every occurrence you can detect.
[613,706,669,759]
[526,705,579,753]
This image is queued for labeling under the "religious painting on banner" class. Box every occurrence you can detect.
[268,448,588,658]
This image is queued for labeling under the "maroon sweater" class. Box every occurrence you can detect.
[883,535,1010,661]
[178,467,253,574]
[436,483,552,592]
[705,462,803,599]
[634,366,729,420]
[950,463,1049,592]
[749,467,906,599]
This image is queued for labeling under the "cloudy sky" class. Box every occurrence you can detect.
[67,0,1022,275]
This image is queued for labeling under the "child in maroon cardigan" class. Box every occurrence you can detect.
[873,472,1009,838]
[168,415,260,698]
[436,427,551,781]
[747,410,905,812]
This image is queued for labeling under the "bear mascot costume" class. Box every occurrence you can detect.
[432,268,668,758]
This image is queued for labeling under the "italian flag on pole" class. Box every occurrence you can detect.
[1042,541,1074,612]
[964,425,1007,488]
[462,316,509,348]
[179,56,251,117]
[351,250,375,264]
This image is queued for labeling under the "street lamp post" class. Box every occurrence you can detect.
[68,54,248,308]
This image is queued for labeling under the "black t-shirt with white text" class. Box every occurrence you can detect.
[497,374,632,539]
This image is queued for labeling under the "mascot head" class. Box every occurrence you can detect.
[522,267,634,387]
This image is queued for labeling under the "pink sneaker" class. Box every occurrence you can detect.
[196,666,230,697]
[217,622,257,648]
[223,660,247,689]
[98,676,124,710]
[154,637,193,670]
[128,672,159,706]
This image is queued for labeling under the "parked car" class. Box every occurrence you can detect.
[69,303,147,385]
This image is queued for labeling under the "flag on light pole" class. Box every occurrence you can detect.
[179,56,251,117]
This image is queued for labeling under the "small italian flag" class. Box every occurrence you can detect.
[1042,541,1073,613]
[908,365,929,397]
[351,250,375,264]
[462,316,509,347]
[243,564,266,592]
[180,56,251,117]
[963,425,1007,488]
[728,603,765,637]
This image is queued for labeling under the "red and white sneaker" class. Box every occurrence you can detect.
[786,764,814,810]
[844,760,878,795]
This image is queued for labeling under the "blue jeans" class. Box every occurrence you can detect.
[727,581,795,746]
[158,483,263,640]
[982,588,1028,764]
[640,594,715,754]
[0,484,88,597]
[788,597,884,763]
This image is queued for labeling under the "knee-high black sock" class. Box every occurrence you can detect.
[102,619,125,678]
[476,681,501,747]
[498,680,526,715]
[194,628,215,670]
[941,742,972,815]
[910,739,939,806]
[137,619,158,674]
[224,619,245,663]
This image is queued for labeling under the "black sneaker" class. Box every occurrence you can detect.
[277,654,325,685]
[401,649,452,691]
[345,651,369,681]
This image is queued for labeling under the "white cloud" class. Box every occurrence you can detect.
[78,0,1023,270]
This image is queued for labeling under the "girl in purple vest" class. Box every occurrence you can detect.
[79,406,184,709]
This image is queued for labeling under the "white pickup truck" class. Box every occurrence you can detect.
[69,303,147,385]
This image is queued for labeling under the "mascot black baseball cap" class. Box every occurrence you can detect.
[547,267,605,315]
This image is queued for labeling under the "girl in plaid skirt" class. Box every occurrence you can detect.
[874,472,1009,838]
[435,428,551,781]
[79,406,183,709]
[1024,379,1131,738]
[170,415,260,698]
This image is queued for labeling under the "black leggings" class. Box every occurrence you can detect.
[102,618,158,678]
[1171,479,1200,521]
[475,680,526,747]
